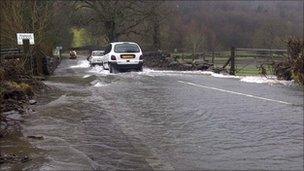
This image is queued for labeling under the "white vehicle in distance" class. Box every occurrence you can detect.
[89,50,104,67]
[101,42,143,73]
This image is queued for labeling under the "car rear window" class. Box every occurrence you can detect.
[114,44,140,53]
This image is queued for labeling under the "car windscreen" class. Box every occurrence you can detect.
[114,44,140,53]
[92,51,104,56]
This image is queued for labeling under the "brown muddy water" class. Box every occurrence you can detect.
[1,58,303,170]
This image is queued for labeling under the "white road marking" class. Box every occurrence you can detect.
[178,80,293,105]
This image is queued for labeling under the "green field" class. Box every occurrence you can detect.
[235,68,261,76]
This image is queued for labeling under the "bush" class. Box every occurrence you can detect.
[18,83,33,96]
[288,38,304,85]
[0,68,4,82]
[274,37,304,85]
[292,55,304,84]
[2,81,33,99]
[273,60,292,80]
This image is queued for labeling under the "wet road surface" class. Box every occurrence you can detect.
[23,57,303,170]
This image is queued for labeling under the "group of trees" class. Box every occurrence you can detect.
[161,1,303,52]
[1,0,303,53]
[0,0,73,53]
[70,1,168,50]
[72,1,302,52]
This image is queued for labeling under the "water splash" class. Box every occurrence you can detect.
[240,76,294,86]
[70,60,90,68]
[83,74,91,78]
[87,66,110,75]
[90,80,107,87]
[139,69,294,86]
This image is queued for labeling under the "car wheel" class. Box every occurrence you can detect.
[102,62,108,70]
[109,64,114,73]
[137,66,143,72]
[110,64,118,73]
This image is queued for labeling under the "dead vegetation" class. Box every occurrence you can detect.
[143,52,213,71]
[273,38,304,85]
[0,60,46,137]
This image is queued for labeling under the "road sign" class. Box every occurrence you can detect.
[17,33,35,45]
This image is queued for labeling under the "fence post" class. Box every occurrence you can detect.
[22,39,32,75]
[230,46,235,75]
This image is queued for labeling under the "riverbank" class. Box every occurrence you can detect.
[0,84,65,170]
[0,58,60,169]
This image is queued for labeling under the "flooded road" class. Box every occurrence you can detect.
[23,57,303,170]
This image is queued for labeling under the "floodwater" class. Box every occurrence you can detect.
[8,58,304,170]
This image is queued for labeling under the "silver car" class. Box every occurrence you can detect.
[89,50,105,67]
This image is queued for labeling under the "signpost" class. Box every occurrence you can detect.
[17,33,35,74]
[57,46,62,59]
[17,33,35,45]
[53,46,63,58]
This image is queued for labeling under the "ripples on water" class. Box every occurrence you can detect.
[22,59,303,170]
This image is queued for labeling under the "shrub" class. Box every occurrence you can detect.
[18,83,34,97]
[0,69,4,82]
[288,38,304,85]
[1,81,33,100]
[274,37,304,85]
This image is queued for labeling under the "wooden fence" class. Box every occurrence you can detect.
[171,47,288,75]
[227,47,287,75]
[1,42,61,76]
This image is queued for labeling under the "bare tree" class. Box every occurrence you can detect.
[185,20,206,60]
[145,1,169,51]
[0,0,55,49]
[75,1,152,43]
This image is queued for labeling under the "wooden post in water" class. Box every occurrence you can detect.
[211,51,215,64]
[230,46,235,75]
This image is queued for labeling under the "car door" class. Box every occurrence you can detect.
[102,44,111,64]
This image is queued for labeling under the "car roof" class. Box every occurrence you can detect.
[110,42,138,45]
